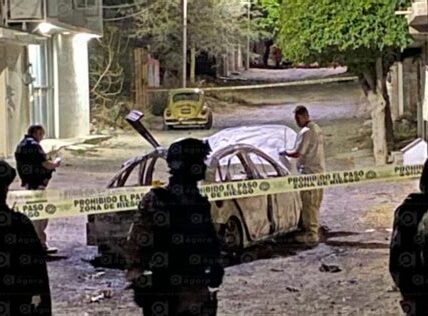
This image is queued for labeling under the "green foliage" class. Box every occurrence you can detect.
[276,0,412,75]
[130,0,256,72]
[255,0,282,37]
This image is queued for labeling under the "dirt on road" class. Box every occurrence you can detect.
[8,79,409,315]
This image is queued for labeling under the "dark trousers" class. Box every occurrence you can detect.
[401,297,428,316]
[136,287,217,316]
[25,184,49,248]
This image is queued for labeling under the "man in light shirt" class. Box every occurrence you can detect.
[280,106,326,246]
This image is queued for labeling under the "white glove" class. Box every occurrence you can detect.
[32,295,41,308]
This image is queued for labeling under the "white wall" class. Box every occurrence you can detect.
[52,33,90,139]
[0,44,30,158]
[402,138,428,165]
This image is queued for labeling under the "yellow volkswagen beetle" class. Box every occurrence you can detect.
[163,88,213,129]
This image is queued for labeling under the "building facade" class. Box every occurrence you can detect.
[0,0,103,157]
[407,0,428,141]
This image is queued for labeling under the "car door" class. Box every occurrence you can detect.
[210,147,272,242]
[248,151,301,234]
[88,151,168,252]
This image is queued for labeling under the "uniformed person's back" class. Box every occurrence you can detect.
[14,125,60,254]
[0,160,52,316]
[126,138,224,316]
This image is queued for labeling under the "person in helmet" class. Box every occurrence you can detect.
[0,160,52,316]
[126,138,224,316]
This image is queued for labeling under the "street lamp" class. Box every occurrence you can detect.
[182,0,188,88]
[244,0,251,70]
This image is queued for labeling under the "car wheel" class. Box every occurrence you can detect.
[223,217,243,254]
[204,112,213,130]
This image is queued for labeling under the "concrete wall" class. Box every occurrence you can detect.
[52,34,90,138]
[0,44,30,158]
[218,47,244,77]
[46,0,103,35]
[389,58,421,123]
[403,57,420,114]
[0,32,93,157]
[402,138,427,165]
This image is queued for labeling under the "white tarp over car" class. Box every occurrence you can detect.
[206,125,298,174]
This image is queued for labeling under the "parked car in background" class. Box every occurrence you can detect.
[163,88,213,130]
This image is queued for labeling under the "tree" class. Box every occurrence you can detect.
[275,0,412,165]
[255,0,281,36]
[129,0,254,84]
[253,0,281,67]
[89,25,129,128]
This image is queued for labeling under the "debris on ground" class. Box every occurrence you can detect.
[387,285,400,293]
[270,268,284,272]
[319,263,342,273]
[93,271,106,279]
[66,144,98,153]
[89,293,105,303]
[79,269,106,282]
[286,286,300,293]
[88,285,114,303]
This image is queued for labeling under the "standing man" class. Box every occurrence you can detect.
[15,125,60,254]
[126,138,224,316]
[389,159,428,315]
[280,106,326,246]
[0,160,52,315]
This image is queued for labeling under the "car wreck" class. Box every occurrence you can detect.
[87,111,303,266]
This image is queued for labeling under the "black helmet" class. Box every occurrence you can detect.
[0,160,16,188]
[166,138,211,174]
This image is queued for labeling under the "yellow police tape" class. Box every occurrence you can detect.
[7,164,425,221]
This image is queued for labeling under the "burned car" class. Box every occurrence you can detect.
[87,113,302,265]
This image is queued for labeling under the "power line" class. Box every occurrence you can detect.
[102,0,147,10]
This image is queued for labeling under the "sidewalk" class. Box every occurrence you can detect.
[4,134,111,167]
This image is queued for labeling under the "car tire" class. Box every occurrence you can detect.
[204,112,213,130]
[223,217,244,254]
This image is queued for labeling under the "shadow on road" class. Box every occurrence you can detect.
[223,229,389,267]
[85,228,389,270]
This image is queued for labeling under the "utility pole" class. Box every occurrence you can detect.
[246,0,251,70]
[182,0,188,88]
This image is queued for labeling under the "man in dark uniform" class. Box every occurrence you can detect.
[126,138,224,316]
[0,160,52,316]
[389,159,428,315]
[15,125,60,254]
